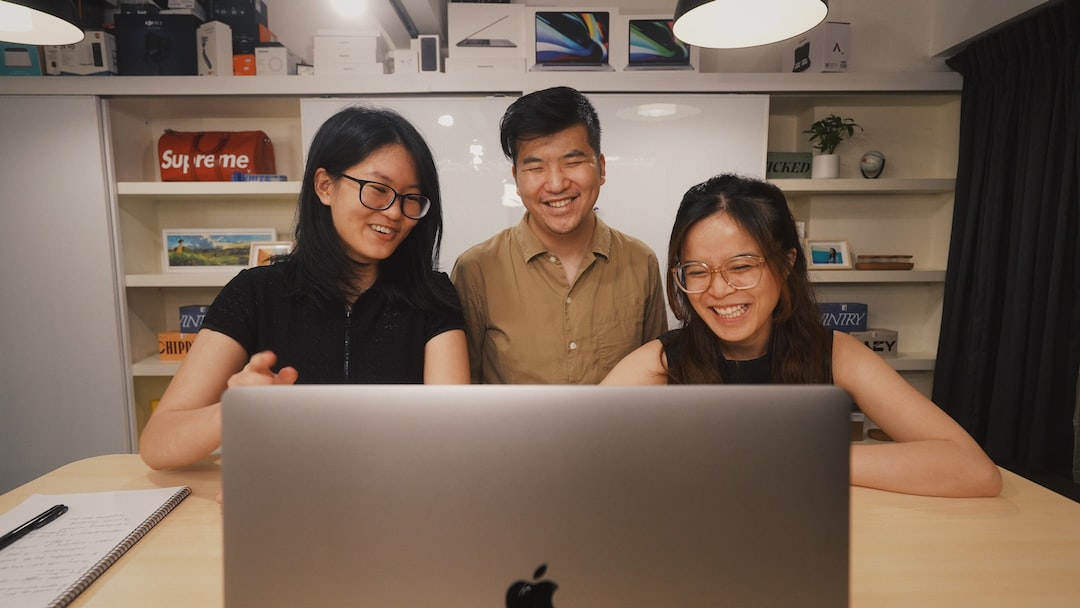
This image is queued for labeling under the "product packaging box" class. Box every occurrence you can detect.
[178,305,208,333]
[255,43,300,75]
[158,331,196,361]
[196,20,231,75]
[210,0,268,54]
[115,13,200,75]
[447,3,526,60]
[785,21,849,73]
[314,30,386,75]
[0,44,43,75]
[818,302,868,332]
[765,152,812,178]
[388,48,417,74]
[849,328,899,358]
[232,53,255,75]
[43,30,118,75]
[445,56,525,74]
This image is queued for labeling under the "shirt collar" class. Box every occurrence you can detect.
[511,212,613,262]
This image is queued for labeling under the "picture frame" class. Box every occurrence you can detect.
[248,240,293,267]
[807,239,853,269]
[163,229,276,272]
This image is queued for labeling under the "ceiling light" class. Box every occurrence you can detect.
[673,0,827,49]
[0,0,84,45]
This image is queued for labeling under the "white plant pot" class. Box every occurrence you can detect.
[811,154,840,179]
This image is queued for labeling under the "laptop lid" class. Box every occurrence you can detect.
[456,14,517,48]
[625,18,694,70]
[222,384,850,608]
[531,11,615,71]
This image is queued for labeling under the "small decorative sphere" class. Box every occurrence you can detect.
[860,150,886,178]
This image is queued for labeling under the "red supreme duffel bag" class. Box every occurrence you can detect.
[158,129,276,181]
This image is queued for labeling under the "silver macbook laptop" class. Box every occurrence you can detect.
[624,18,695,71]
[530,11,616,72]
[222,385,850,607]
[456,14,517,48]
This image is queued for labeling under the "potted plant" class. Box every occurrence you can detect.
[804,114,862,178]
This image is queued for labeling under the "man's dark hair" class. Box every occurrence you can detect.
[499,86,602,163]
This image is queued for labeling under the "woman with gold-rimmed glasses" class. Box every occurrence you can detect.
[604,173,1001,499]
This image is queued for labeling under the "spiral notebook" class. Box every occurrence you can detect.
[0,486,191,608]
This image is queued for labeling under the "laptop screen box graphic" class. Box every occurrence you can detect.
[625,18,694,71]
[456,14,517,48]
[531,11,615,71]
[222,384,850,607]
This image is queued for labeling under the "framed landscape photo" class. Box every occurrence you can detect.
[248,240,293,267]
[163,229,276,272]
[807,239,852,269]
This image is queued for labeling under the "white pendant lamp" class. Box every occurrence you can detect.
[673,0,828,49]
[0,0,84,45]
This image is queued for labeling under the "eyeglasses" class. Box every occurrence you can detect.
[672,255,767,293]
[337,174,431,220]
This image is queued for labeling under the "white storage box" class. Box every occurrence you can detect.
[197,21,232,76]
[785,21,849,73]
[43,30,117,75]
[445,56,524,74]
[256,45,300,76]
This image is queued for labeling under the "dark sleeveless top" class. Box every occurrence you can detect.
[658,328,833,384]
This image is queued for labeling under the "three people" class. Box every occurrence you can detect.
[451,86,668,383]
[602,174,1001,497]
[139,106,469,470]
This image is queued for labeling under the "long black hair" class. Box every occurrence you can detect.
[665,174,832,384]
[289,105,455,312]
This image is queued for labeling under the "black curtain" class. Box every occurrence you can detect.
[935,0,1080,474]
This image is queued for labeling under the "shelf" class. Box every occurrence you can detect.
[887,355,937,371]
[810,270,945,283]
[772,178,955,194]
[0,71,963,97]
[132,356,181,377]
[117,181,301,198]
[127,272,238,287]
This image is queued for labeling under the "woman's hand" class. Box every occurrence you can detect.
[227,351,299,387]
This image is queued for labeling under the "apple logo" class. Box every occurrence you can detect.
[506,563,558,608]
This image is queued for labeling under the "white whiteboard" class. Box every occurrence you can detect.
[301,95,768,323]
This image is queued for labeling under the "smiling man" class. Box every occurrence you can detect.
[451,86,667,384]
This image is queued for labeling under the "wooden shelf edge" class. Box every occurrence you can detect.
[117,181,301,197]
[126,272,237,287]
[132,355,180,377]
[810,270,946,283]
[772,177,955,194]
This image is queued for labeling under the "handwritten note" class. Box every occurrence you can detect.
[0,487,190,608]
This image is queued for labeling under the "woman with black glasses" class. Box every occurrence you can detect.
[603,173,1001,498]
[140,106,468,470]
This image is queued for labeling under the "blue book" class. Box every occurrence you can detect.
[818,302,868,332]
[179,305,209,333]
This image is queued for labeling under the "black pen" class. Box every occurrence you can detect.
[0,504,69,550]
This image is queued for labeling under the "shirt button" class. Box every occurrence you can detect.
[549,255,558,263]
[569,342,578,350]
[566,297,572,304]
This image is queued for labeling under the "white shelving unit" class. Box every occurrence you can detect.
[0,71,960,435]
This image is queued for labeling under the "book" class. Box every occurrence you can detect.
[0,486,191,608]
[158,331,196,360]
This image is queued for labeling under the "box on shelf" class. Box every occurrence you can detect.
[158,331,196,361]
[233,53,255,75]
[447,3,525,60]
[388,48,417,74]
[179,305,209,333]
[849,328,899,358]
[197,20,232,75]
[314,30,387,75]
[255,43,300,76]
[115,13,200,75]
[445,56,524,74]
[43,30,117,76]
[785,21,849,73]
[210,0,269,54]
[765,152,812,179]
[818,302,868,332]
[0,43,43,75]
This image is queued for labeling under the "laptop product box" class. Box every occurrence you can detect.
[255,44,300,76]
[786,21,849,73]
[0,44,43,75]
[43,31,118,75]
[116,13,200,75]
[528,8,617,72]
[849,328,898,358]
[819,302,868,333]
[445,56,524,74]
[197,21,231,75]
[448,3,525,60]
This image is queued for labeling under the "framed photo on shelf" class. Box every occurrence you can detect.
[807,239,852,269]
[163,228,276,272]
[248,241,293,267]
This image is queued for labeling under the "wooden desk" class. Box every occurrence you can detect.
[2,455,1079,607]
